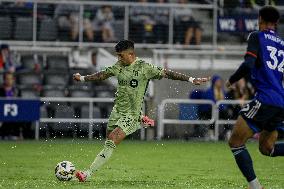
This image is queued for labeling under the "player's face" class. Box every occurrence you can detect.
[116,50,135,65]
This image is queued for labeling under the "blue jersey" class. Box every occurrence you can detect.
[251,30,284,108]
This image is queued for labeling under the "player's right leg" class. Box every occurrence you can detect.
[228,116,263,189]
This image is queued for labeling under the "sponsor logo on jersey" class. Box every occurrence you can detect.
[130,79,138,88]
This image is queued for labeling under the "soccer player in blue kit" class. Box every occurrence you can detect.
[226,6,284,189]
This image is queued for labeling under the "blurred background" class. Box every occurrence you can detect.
[0,0,283,141]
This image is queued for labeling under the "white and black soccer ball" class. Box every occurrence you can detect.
[55,161,76,181]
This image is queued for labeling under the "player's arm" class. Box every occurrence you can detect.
[73,71,113,82]
[226,32,259,88]
[163,69,210,85]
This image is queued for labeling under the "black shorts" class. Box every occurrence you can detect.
[240,99,284,133]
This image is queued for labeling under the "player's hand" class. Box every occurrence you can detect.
[141,115,155,127]
[192,76,211,85]
[73,73,81,81]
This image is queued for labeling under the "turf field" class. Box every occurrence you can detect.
[0,140,283,189]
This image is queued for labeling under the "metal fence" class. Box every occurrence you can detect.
[158,99,216,140]
[37,97,148,140]
[38,97,113,140]
[158,98,251,141]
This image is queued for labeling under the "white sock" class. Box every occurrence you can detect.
[249,178,262,189]
[87,140,116,176]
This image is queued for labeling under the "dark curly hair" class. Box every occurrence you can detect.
[259,6,280,24]
[115,40,134,52]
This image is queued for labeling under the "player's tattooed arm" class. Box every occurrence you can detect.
[163,69,211,85]
[84,71,113,81]
[163,69,190,81]
[73,71,113,82]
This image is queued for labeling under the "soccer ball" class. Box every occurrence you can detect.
[55,161,76,181]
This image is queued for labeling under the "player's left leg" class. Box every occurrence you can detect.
[228,116,263,189]
[259,130,284,157]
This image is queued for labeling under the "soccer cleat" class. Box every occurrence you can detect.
[141,116,154,127]
[75,171,88,182]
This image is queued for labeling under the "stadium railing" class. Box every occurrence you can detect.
[153,48,245,69]
[38,97,147,140]
[0,0,216,49]
[39,97,114,140]
[157,99,216,140]
[158,99,251,141]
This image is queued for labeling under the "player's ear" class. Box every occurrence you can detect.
[129,51,135,57]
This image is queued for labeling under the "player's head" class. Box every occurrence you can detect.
[115,40,136,65]
[258,6,280,30]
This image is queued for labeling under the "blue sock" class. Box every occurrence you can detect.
[271,142,284,157]
[231,146,256,182]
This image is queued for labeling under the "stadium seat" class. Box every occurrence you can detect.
[80,105,101,119]
[38,17,57,41]
[96,90,113,98]
[68,86,93,108]
[51,105,76,134]
[43,71,68,86]
[113,7,125,20]
[69,87,93,98]
[0,72,4,85]
[113,20,124,41]
[46,55,69,71]
[19,87,41,98]
[17,72,42,85]
[277,24,284,38]
[0,16,12,39]
[40,105,48,118]
[78,105,102,134]
[54,105,75,119]
[21,55,35,70]
[14,17,33,40]
[42,86,66,97]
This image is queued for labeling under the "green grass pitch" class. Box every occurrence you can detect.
[0,140,283,189]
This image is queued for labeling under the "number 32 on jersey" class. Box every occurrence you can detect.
[266,45,284,73]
